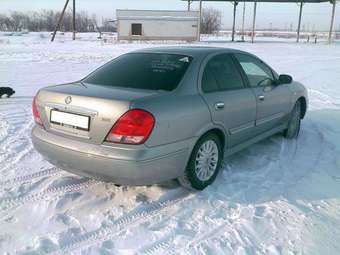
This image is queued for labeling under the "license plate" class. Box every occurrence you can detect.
[50,110,90,131]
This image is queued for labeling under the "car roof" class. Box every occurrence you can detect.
[131,46,248,58]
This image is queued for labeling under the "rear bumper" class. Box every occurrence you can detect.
[31,126,193,185]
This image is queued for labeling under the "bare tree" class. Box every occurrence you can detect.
[0,10,100,32]
[10,11,27,31]
[201,7,222,34]
[0,14,11,31]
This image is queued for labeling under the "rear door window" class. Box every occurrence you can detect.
[83,53,192,91]
[202,53,245,92]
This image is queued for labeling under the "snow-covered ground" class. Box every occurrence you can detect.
[1,32,340,254]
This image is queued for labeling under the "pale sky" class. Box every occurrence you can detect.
[0,0,339,31]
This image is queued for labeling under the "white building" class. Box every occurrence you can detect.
[116,10,199,41]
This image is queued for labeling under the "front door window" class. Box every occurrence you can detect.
[234,53,274,87]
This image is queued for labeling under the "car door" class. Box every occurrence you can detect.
[234,53,291,134]
[199,53,257,148]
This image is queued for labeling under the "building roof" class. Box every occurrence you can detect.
[116,9,199,17]
[116,9,200,20]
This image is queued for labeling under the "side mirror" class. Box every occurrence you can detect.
[278,74,292,84]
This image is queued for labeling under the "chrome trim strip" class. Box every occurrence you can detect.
[256,112,284,126]
[229,121,255,135]
[44,103,98,117]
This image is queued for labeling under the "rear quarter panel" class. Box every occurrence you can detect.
[131,93,213,148]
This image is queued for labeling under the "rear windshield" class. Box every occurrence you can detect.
[83,53,192,91]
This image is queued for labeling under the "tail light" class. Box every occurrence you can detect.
[106,109,155,145]
[32,95,43,126]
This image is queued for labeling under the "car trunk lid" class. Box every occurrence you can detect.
[36,82,158,144]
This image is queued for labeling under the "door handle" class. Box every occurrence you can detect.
[214,102,225,110]
[258,95,265,101]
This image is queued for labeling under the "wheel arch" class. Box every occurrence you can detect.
[199,127,226,153]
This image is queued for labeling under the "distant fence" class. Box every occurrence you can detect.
[202,30,340,42]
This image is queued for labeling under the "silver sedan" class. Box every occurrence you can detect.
[32,47,308,190]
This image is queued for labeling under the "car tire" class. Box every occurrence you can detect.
[284,100,301,139]
[178,133,223,190]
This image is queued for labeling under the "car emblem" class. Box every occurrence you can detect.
[65,96,72,104]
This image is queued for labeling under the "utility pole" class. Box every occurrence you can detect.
[73,0,76,40]
[241,1,246,41]
[328,0,337,43]
[251,1,257,43]
[296,1,304,43]
[198,0,203,41]
[51,0,76,42]
[51,0,70,42]
[231,1,238,42]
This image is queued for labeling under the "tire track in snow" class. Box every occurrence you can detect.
[136,200,232,255]
[0,178,100,219]
[166,215,246,255]
[168,123,326,255]
[0,105,29,149]
[0,99,35,174]
[181,224,229,254]
[0,167,61,188]
[134,140,295,255]
[139,129,323,255]
[0,113,10,143]
[51,190,194,254]
[169,200,306,255]
[276,120,326,188]
[137,236,173,255]
[0,96,33,104]
[137,207,241,255]
[0,116,33,147]
[0,124,35,174]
